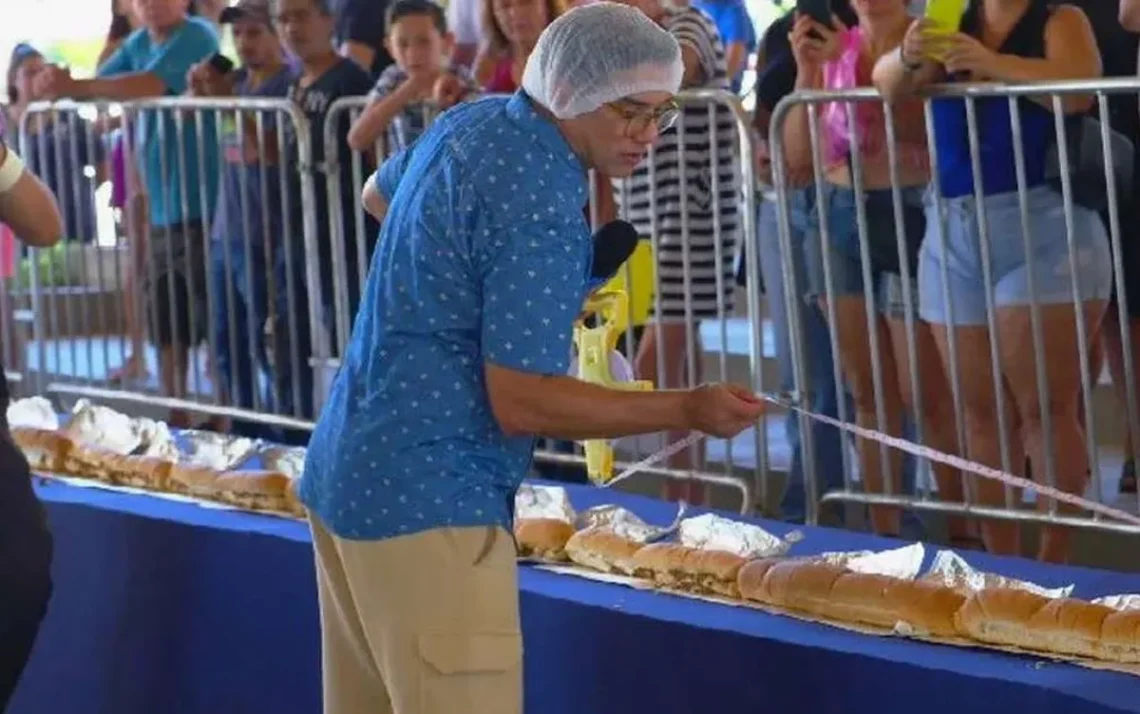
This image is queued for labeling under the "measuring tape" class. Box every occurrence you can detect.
[603,392,1140,527]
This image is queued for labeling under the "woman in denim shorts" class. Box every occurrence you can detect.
[783,0,964,539]
[876,0,1110,562]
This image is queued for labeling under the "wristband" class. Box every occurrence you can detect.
[0,148,25,194]
[899,46,923,73]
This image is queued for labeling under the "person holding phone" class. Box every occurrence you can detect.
[874,0,1108,563]
[782,0,965,540]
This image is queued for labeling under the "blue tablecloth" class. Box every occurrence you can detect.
[11,478,1140,714]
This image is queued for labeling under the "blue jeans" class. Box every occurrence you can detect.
[210,241,272,439]
[758,191,846,522]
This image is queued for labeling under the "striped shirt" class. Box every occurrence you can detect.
[615,6,741,320]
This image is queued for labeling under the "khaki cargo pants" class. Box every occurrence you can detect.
[310,518,523,714]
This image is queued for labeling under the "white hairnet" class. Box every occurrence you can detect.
[521,2,684,120]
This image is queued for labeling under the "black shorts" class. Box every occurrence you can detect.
[1105,199,1140,319]
[142,222,208,348]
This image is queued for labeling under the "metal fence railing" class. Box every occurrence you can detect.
[768,77,1140,544]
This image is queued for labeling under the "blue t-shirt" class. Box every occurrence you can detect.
[299,91,593,540]
[97,18,220,228]
[695,0,756,93]
[211,65,295,249]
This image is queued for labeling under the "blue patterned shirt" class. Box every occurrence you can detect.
[299,91,593,540]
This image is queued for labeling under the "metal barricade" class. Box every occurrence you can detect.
[546,89,761,514]
[768,77,1140,537]
[15,97,321,436]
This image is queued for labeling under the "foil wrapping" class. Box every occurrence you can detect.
[515,484,575,523]
[258,444,306,478]
[922,550,1074,598]
[134,418,181,461]
[678,513,794,558]
[845,543,926,580]
[576,505,666,543]
[180,430,258,470]
[64,399,142,455]
[812,543,925,579]
[7,396,60,431]
[1093,594,1140,611]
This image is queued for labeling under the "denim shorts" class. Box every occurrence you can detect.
[917,185,1113,325]
[796,183,924,319]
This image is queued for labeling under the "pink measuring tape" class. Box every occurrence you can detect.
[605,392,1140,527]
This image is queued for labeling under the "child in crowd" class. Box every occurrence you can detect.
[347,0,479,154]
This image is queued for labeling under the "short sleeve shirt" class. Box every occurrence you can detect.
[333,0,395,77]
[299,91,593,540]
[368,64,481,152]
[97,17,220,228]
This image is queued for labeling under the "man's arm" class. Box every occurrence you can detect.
[336,0,388,72]
[0,145,64,247]
[479,220,764,440]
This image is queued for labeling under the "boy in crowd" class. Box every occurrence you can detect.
[273,0,377,439]
[188,0,294,437]
[346,0,480,155]
[35,0,220,427]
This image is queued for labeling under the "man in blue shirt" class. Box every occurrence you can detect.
[299,4,766,712]
[36,0,221,428]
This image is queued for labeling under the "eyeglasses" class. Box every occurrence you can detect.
[605,98,680,136]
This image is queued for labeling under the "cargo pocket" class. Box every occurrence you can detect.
[418,632,523,714]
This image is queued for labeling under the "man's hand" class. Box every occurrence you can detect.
[682,384,766,439]
[33,65,76,100]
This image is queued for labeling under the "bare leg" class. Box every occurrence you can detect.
[823,296,904,536]
[932,323,1023,556]
[888,317,973,542]
[999,302,1106,564]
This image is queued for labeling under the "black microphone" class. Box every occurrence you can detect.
[590,220,640,282]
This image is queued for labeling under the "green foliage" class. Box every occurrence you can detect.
[18,242,81,288]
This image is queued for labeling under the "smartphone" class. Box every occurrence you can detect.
[208,53,235,75]
[923,0,968,34]
[796,0,832,27]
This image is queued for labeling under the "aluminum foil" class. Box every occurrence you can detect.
[576,505,662,543]
[677,513,795,558]
[259,444,306,478]
[922,549,1074,598]
[133,417,181,461]
[844,543,926,580]
[515,484,575,523]
[7,396,60,431]
[64,399,142,455]
[1093,594,1140,611]
[180,430,258,470]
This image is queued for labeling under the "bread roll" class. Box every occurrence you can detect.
[61,442,123,482]
[213,470,292,512]
[630,543,746,598]
[737,557,784,604]
[283,478,306,518]
[953,588,1120,660]
[168,463,224,499]
[105,454,172,490]
[12,427,73,473]
[565,527,643,574]
[1100,610,1140,663]
[514,518,575,561]
[762,560,847,612]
